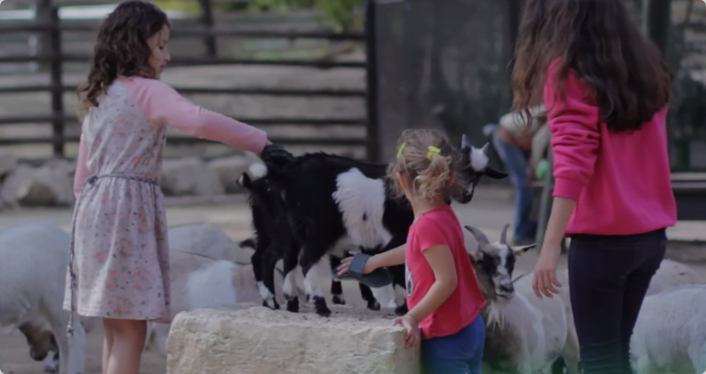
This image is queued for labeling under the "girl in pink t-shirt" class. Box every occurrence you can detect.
[64,2,290,374]
[339,129,486,374]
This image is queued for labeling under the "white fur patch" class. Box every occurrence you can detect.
[496,244,511,278]
[370,285,397,309]
[249,162,268,180]
[470,147,489,172]
[331,168,393,252]
[186,261,238,309]
[282,270,297,300]
[485,301,508,329]
[303,259,326,301]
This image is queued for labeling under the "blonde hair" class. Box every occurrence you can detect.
[387,129,468,201]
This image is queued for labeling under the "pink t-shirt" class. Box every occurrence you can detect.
[73,76,268,196]
[405,205,485,340]
[544,60,677,236]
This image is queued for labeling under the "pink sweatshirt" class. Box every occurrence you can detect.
[544,61,677,236]
[73,76,269,196]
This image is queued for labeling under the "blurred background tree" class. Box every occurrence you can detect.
[248,0,363,32]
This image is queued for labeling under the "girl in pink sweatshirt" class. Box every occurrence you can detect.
[510,0,676,373]
[64,2,290,374]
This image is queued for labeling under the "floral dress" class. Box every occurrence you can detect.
[63,76,268,323]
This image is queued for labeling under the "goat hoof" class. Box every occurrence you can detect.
[313,297,331,317]
[332,295,346,305]
[367,300,381,311]
[394,304,408,316]
[262,299,280,310]
[44,361,59,373]
[286,298,299,313]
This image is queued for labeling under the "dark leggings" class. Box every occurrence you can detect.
[568,228,667,374]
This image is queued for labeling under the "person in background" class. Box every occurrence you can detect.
[511,0,676,373]
[491,104,550,245]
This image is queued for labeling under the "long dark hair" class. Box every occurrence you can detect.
[77,0,169,113]
[510,0,673,132]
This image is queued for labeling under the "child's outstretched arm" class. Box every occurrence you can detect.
[405,244,458,322]
[336,243,406,276]
[124,77,270,156]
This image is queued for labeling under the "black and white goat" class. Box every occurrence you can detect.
[246,134,507,317]
[463,224,581,374]
[238,162,382,313]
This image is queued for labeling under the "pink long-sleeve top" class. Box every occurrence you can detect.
[544,61,677,236]
[73,76,269,197]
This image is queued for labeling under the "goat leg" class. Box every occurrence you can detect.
[358,283,381,311]
[300,251,331,317]
[260,247,281,310]
[281,242,301,313]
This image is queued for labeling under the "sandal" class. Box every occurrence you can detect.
[334,252,394,288]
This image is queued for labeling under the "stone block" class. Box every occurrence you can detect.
[166,305,420,374]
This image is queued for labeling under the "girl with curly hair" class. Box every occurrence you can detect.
[63,2,287,373]
[511,0,676,373]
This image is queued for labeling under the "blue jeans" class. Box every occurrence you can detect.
[421,313,485,374]
[568,228,667,374]
[492,132,537,242]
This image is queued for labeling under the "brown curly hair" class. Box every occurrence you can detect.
[387,129,469,202]
[510,0,673,132]
[77,0,170,114]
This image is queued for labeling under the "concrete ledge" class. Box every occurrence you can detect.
[166,304,420,374]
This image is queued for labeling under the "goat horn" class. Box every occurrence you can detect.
[500,223,510,245]
[464,225,490,246]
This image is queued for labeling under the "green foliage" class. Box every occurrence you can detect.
[249,0,363,31]
[154,0,203,14]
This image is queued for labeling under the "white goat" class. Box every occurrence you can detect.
[143,222,284,357]
[0,220,89,374]
[630,285,706,374]
[464,224,581,374]
[517,258,706,374]
[644,258,706,296]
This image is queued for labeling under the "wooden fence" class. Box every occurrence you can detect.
[0,1,380,162]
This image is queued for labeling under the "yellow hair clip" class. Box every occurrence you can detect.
[426,145,441,160]
[396,142,406,159]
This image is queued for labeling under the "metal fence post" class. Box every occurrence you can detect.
[364,0,380,163]
[49,6,65,157]
[198,0,217,58]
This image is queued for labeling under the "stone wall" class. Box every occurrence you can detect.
[0,151,259,209]
[166,305,421,374]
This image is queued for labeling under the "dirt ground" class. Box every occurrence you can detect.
[0,186,705,374]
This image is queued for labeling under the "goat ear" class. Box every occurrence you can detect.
[513,244,537,256]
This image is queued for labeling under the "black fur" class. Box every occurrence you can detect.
[253,136,506,317]
[239,171,300,311]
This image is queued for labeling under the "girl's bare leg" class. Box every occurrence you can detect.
[103,318,147,374]
[102,319,115,374]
